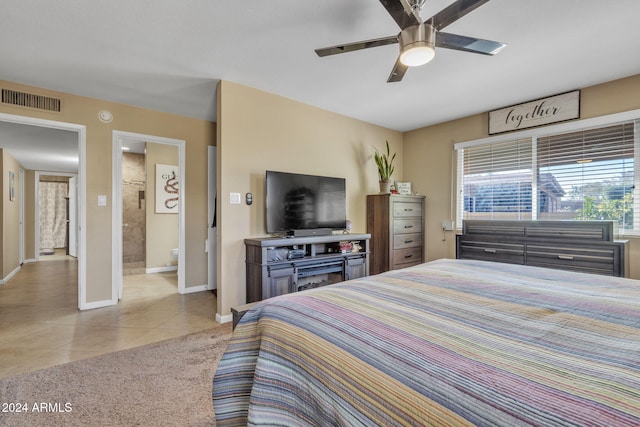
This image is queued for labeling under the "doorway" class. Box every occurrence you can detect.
[35,172,78,260]
[121,146,147,275]
[19,168,24,265]
[0,112,87,309]
[121,142,180,277]
[112,131,186,300]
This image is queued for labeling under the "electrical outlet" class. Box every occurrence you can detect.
[442,220,454,231]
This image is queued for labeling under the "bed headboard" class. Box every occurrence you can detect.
[456,220,628,277]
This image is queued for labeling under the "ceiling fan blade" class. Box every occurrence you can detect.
[315,35,398,57]
[387,57,408,82]
[436,32,506,55]
[379,0,422,30]
[429,0,490,31]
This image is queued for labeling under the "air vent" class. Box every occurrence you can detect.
[1,89,61,112]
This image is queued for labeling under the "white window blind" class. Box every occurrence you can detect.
[537,122,635,230]
[457,119,638,233]
[460,139,533,221]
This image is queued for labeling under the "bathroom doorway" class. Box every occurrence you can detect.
[112,131,185,300]
[36,172,77,260]
[121,144,147,275]
[121,141,179,276]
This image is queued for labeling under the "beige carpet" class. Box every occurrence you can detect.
[0,324,233,426]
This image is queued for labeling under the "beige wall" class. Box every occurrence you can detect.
[216,81,403,316]
[404,74,640,280]
[4,73,638,313]
[146,143,179,269]
[1,150,21,278]
[0,80,215,304]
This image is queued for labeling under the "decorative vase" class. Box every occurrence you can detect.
[379,180,391,194]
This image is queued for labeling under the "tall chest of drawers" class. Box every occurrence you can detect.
[367,194,425,275]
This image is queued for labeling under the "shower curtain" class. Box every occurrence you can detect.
[40,181,68,250]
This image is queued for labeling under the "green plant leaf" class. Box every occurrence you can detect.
[373,141,396,180]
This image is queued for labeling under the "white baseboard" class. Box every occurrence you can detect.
[80,298,117,311]
[0,265,21,285]
[216,312,233,324]
[145,266,178,274]
[181,284,209,294]
[22,258,37,264]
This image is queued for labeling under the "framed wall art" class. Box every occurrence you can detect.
[489,90,580,134]
[155,164,179,213]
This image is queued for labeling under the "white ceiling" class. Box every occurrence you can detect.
[1,0,640,171]
[0,122,79,173]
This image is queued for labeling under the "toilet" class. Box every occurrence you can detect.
[170,248,179,259]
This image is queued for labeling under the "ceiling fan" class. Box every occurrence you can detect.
[315,0,506,82]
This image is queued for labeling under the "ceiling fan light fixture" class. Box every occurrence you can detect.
[399,23,436,67]
[400,44,435,66]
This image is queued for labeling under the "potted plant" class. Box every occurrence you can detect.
[374,141,396,193]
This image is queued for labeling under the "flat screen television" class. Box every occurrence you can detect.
[265,170,347,236]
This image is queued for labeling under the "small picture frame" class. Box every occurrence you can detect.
[396,181,412,195]
[9,170,15,201]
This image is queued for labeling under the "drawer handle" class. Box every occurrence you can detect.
[404,225,414,229]
[404,208,414,212]
[404,254,413,259]
[404,240,413,244]
[558,255,575,260]
[484,249,497,254]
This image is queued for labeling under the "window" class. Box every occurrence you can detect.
[456,115,640,234]
[460,138,533,220]
[537,123,635,229]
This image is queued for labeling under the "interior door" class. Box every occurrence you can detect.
[208,146,217,290]
[68,176,78,257]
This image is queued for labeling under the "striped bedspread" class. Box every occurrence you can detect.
[212,258,640,426]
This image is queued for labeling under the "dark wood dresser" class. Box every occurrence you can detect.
[367,194,425,275]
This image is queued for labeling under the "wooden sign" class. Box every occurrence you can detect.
[489,90,580,134]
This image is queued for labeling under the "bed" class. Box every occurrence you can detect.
[212,258,640,426]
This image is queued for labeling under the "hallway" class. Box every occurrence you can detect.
[0,258,217,378]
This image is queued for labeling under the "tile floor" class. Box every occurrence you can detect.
[0,255,218,378]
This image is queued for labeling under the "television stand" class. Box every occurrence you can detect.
[245,233,371,303]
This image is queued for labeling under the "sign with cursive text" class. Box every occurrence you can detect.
[489,90,580,134]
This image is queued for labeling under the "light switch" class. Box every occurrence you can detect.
[98,195,107,207]
[230,192,241,204]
